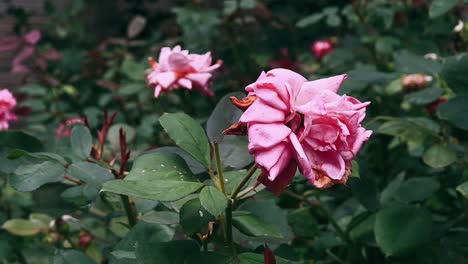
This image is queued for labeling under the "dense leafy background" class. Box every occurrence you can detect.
[0,0,467,263]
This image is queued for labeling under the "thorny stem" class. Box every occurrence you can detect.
[120,195,137,227]
[230,164,257,199]
[284,190,351,244]
[213,141,227,195]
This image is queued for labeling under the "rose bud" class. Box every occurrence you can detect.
[311,40,334,59]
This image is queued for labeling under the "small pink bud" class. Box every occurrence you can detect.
[311,40,334,59]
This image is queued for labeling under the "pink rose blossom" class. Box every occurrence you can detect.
[147,45,222,98]
[226,68,372,194]
[55,117,86,138]
[311,40,334,59]
[0,89,18,130]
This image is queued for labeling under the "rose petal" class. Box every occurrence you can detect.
[247,123,291,151]
[240,100,286,124]
[289,133,314,182]
[260,160,297,195]
[154,72,177,88]
[254,142,293,181]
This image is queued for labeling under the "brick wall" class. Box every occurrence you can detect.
[0,0,66,88]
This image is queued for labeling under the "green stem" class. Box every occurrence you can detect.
[230,164,257,199]
[213,141,236,255]
[225,202,236,255]
[213,141,227,195]
[120,195,137,227]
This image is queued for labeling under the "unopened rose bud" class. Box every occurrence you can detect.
[401,74,431,92]
[311,40,334,59]
[79,232,93,249]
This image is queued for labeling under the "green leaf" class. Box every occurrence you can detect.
[101,180,203,201]
[136,240,199,264]
[53,250,96,264]
[199,186,228,217]
[67,162,114,187]
[441,54,468,95]
[19,83,47,96]
[152,147,206,174]
[118,82,145,96]
[405,86,444,105]
[341,64,396,93]
[233,214,283,239]
[350,160,360,178]
[288,208,318,237]
[219,135,253,169]
[326,13,341,27]
[29,213,53,227]
[11,161,65,192]
[396,177,440,202]
[437,96,468,130]
[112,221,174,256]
[2,219,44,236]
[120,57,145,81]
[296,13,324,28]
[375,205,432,256]
[422,144,457,168]
[179,198,215,234]
[429,0,458,18]
[159,113,211,168]
[207,92,244,142]
[70,125,92,159]
[394,51,442,75]
[0,131,43,152]
[378,118,439,142]
[237,199,292,241]
[456,181,468,198]
[125,152,198,182]
[139,211,179,225]
[380,173,405,205]
[110,250,136,260]
[61,185,100,204]
[385,78,403,95]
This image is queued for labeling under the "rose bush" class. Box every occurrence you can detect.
[0,1,466,264]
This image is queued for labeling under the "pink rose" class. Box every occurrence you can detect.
[147,45,222,98]
[0,89,18,130]
[226,68,372,194]
[55,117,86,138]
[311,40,334,59]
